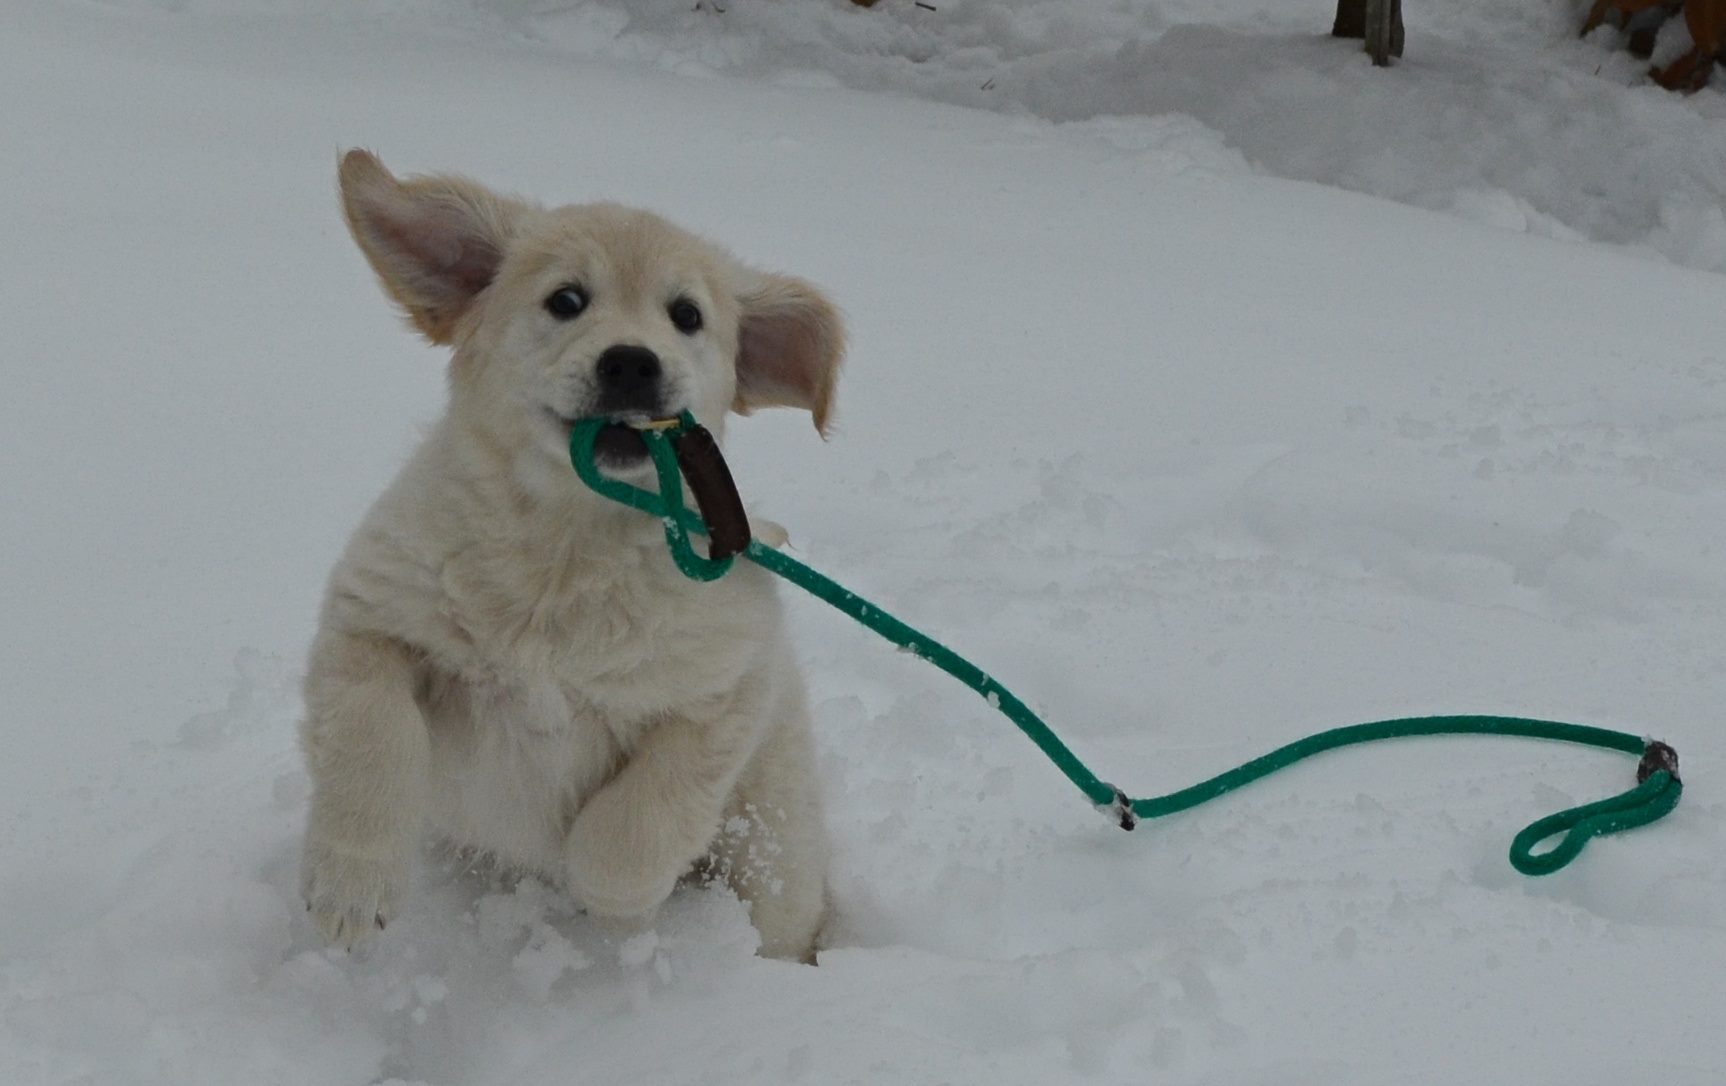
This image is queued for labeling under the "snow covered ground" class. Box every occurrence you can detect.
[3,1,1723,1083]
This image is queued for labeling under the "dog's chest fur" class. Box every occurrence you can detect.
[331,462,782,875]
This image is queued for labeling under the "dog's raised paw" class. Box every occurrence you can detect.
[563,790,684,921]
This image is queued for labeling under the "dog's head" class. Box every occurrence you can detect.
[338,150,844,477]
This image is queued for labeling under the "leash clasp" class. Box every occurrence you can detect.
[1097,785,1137,831]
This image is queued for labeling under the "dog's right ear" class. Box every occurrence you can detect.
[338,149,529,345]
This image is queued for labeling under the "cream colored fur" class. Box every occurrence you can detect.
[299,150,843,962]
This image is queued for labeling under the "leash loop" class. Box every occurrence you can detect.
[1508,769,1681,875]
[570,414,733,581]
[569,416,1685,876]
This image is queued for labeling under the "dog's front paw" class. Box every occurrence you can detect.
[301,836,407,950]
[564,789,686,921]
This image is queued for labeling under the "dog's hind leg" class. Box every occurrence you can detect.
[709,699,830,964]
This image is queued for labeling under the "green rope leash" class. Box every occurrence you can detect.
[571,414,1683,876]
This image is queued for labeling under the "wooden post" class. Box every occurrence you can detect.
[1333,0,1367,38]
[1363,0,1405,64]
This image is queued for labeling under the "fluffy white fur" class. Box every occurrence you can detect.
[299,150,843,962]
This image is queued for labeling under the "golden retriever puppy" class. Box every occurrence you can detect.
[299,150,843,962]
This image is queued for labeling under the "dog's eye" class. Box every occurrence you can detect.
[545,286,588,321]
[668,298,703,335]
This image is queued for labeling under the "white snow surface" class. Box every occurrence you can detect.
[3,1,1724,1083]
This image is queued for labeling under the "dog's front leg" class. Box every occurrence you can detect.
[563,681,767,925]
[299,630,430,949]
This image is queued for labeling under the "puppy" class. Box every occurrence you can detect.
[299,150,842,962]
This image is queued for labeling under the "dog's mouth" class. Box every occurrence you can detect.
[548,410,658,468]
[591,422,650,466]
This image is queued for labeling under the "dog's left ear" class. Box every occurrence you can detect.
[734,274,846,436]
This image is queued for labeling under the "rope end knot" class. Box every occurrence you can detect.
[1637,740,1680,784]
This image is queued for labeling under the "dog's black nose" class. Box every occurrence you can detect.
[594,345,664,413]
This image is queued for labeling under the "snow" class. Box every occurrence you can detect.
[2,1,1723,1083]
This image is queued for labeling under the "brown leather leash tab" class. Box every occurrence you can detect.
[672,422,752,561]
